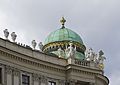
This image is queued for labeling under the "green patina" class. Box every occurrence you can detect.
[44,28,83,45]
[43,27,85,60]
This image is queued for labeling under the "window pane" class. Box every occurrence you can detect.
[52,83,55,85]
[48,81,56,85]
[48,82,51,85]
[22,74,29,85]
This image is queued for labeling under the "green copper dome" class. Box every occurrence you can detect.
[44,28,83,45]
[42,17,86,60]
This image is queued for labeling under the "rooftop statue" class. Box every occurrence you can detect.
[57,47,64,58]
[3,29,9,39]
[98,50,106,70]
[11,32,17,42]
[38,42,43,52]
[31,40,37,50]
[65,42,76,58]
[85,48,106,70]
[85,48,97,62]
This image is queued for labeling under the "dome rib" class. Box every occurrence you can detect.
[44,28,83,45]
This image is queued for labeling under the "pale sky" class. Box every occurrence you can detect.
[0,0,120,85]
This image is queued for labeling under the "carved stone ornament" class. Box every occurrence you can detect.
[13,69,20,76]
[5,66,12,74]
[3,29,9,39]
[65,42,76,58]
[33,73,39,81]
[41,76,47,83]
[68,79,76,85]
[58,80,65,85]
[31,40,37,49]
[69,81,76,85]
[38,42,43,52]
[11,32,17,42]
[58,47,64,58]
[98,50,106,70]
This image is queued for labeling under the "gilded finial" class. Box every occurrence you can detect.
[60,17,66,28]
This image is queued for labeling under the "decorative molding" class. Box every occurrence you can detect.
[0,50,65,73]
[74,59,90,67]
[13,69,20,76]
[58,80,65,85]
[33,73,40,81]
[68,79,76,85]
[5,66,12,74]
[41,76,47,83]
[43,41,86,53]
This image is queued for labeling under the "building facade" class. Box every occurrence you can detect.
[0,18,109,85]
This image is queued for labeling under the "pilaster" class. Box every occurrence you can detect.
[5,66,13,85]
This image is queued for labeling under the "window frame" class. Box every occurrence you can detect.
[21,73,31,85]
[48,81,56,85]
[0,66,4,84]
[22,74,30,85]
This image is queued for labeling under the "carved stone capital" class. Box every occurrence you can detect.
[58,80,65,85]
[41,76,47,83]
[67,79,76,85]
[5,66,12,74]
[13,69,20,76]
[33,73,39,81]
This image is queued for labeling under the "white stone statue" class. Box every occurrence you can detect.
[38,42,43,52]
[3,29,9,39]
[11,32,17,42]
[65,42,76,58]
[31,40,37,49]
[58,47,64,58]
[85,48,97,62]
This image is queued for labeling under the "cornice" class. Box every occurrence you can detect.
[66,67,109,84]
[0,50,65,73]
[66,63,102,75]
[0,48,103,76]
[96,74,109,84]
[0,38,67,64]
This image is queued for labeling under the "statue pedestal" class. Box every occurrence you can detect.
[67,56,75,64]
[90,61,95,68]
